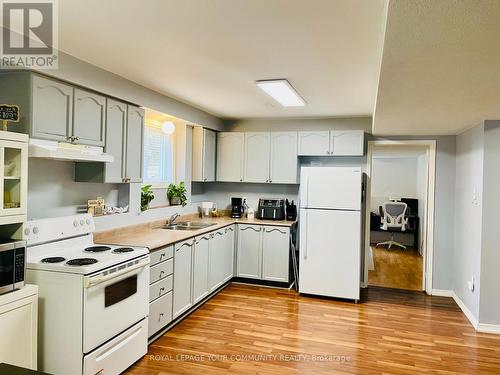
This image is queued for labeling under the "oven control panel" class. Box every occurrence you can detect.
[23,214,95,245]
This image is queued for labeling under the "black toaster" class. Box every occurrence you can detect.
[257,198,285,220]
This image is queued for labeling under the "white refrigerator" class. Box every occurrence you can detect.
[299,166,363,300]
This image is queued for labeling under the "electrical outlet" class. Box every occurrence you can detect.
[468,276,475,292]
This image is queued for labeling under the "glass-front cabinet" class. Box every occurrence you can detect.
[0,131,28,224]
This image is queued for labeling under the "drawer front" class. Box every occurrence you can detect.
[148,292,173,337]
[150,275,173,302]
[150,258,173,284]
[150,245,173,266]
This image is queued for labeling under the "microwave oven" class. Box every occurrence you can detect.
[0,240,26,295]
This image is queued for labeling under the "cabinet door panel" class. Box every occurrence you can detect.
[262,226,290,282]
[270,132,298,183]
[193,235,210,304]
[203,129,216,181]
[223,226,235,282]
[216,132,244,182]
[0,294,37,369]
[244,132,270,183]
[173,240,194,319]
[73,88,105,146]
[237,225,262,279]
[209,230,225,292]
[297,131,330,156]
[330,130,364,156]
[32,75,72,141]
[104,99,127,182]
[125,106,144,182]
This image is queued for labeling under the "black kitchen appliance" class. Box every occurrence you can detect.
[231,197,244,218]
[257,198,285,220]
[285,199,297,221]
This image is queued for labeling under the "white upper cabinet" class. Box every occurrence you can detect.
[298,131,330,156]
[192,127,216,182]
[216,132,244,182]
[269,132,298,183]
[72,88,106,146]
[103,99,127,183]
[244,132,270,183]
[32,75,73,142]
[330,130,364,156]
[125,105,144,183]
[298,130,364,156]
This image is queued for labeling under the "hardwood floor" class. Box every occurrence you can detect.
[368,246,423,291]
[126,284,500,375]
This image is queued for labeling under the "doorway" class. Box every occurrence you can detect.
[364,140,436,293]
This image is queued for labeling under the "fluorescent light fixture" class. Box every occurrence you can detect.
[255,79,305,107]
[161,121,176,134]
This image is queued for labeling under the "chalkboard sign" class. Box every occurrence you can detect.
[0,104,19,122]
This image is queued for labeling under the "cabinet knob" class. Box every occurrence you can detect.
[240,178,243,182]
[269,179,272,183]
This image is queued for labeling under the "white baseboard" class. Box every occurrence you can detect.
[477,323,500,334]
[451,292,479,329]
[431,289,453,297]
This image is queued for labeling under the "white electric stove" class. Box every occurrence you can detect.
[24,214,150,375]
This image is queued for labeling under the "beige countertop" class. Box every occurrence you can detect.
[94,214,297,250]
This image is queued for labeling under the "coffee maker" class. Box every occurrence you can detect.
[231,197,244,218]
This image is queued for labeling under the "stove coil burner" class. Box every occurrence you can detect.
[66,258,98,266]
[41,257,66,263]
[84,246,111,253]
[112,247,134,253]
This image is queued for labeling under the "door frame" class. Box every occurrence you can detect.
[363,139,436,294]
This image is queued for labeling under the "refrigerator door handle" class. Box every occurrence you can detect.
[303,210,308,259]
[304,175,310,207]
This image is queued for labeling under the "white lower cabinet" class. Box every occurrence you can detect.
[148,292,172,338]
[173,239,195,319]
[262,226,290,282]
[237,224,290,282]
[237,225,262,279]
[149,245,174,337]
[0,285,38,370]
[223,226,235,282]
[193,234,210,304]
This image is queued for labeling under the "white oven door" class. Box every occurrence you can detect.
[83,257,150,353]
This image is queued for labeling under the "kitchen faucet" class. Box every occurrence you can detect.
[169,213,180,224]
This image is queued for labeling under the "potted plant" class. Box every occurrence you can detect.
[141,185,155,211]
[167,181,187,206]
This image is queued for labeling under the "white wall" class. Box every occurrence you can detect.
[454,124,484,322]
[370,156,419,211]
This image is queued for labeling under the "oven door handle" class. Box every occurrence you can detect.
[84,258,150,288]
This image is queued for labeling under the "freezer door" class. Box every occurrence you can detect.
[299,209,361,299]
[300,167,362,210]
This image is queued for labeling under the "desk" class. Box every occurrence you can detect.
[370,213,419,249]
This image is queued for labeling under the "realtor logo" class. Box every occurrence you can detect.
[1,0,58,69]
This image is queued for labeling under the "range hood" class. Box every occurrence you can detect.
[29,139,114,163]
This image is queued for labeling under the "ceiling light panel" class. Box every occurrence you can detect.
[256,79,305,107]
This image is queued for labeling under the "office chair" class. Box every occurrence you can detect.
[377,201,408,250]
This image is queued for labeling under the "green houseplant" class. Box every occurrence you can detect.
[167,181,187,206]
[141,185,155,211]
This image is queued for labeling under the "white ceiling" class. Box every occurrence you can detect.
[373,0,500,135]
[58,0,387,119]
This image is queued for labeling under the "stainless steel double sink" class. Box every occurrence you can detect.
[161,221,216,231]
